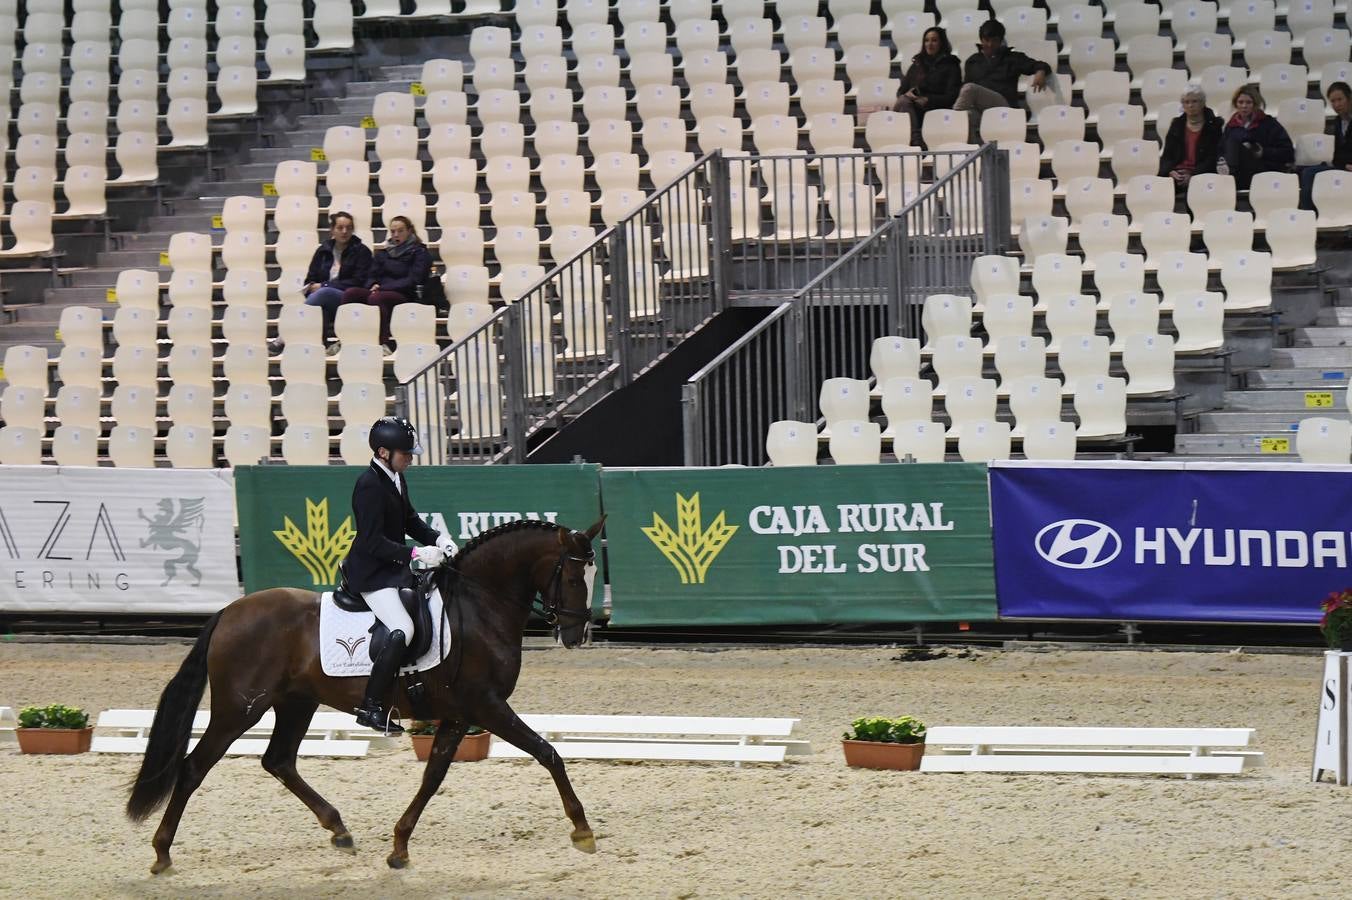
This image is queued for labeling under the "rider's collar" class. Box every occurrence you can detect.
[372,456,401,492]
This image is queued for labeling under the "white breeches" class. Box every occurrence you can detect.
[362,588,413,644]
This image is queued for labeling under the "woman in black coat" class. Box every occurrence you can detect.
[895,27,963,146]
[1158,85,1223,189]
[1218,84,1294,190]
[340,215,432,351]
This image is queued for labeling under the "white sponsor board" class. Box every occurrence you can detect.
[0,466,239,613]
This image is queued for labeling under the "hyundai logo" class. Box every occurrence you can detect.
[1034,519,1123,569]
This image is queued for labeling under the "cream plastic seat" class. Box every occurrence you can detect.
[336,425,372,465]
[828,420,882,465]
[224,426,273,466]
[765,420,819,466]
[1011,178,1053,225]
[1266,208,1317,269]
[58,305,105,349]
[1063,177,1115,224]
[1138,212,1193,263]
[1186,174,1238,219]
[112,344,159,387]
[58,345,103,388]
[1006,376,1064,437]
[943,376,998,439]
[281,382,330,429]
[166,382,214,428]
[1073,375,1128,438]
[1201,210,1255,257]
[818,377,871,431]
[983,295,1035,344]
[222,344,269,384]
[1110,139,1163,184]
[1172,293,1225,354]
[892,420,947,463]
[337,382,388,425]
[1022,420,1077,460]
[280,343,327,385]
[1107,292,1161,351]
[281,425,331,465]
[1313,171,1352,228]
[60,166,108,217]
[0,385,46,430]
[1048,140,1099,182]
[0,202,54,256]
[1031,254,1085,312]
[1297,417,1352,464]
[1124,175,1176,224]
[869,336,922,386]
[1154,251,1211,312]
[3,345,50,387]
[165,424,215,468]
[52,425,99,466]
[957,419,1011,462]
[444,266,492,306]
[880,377,934,435]
[1056,333,1110,394]
[921,294,974,350]
[971,255,1021,309]
[0,427,43,465]
[1122,333,1176,395]
[993,334,1048,390]
[1018,216,1069,261]
[1077,213,1130,258]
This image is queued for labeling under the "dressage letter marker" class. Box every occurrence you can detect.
[1312,651,1352,785]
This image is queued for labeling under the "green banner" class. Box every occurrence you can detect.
[602,465,996,625]
[235,465,603,593]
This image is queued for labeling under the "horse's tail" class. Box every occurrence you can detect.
[126,610,222,823]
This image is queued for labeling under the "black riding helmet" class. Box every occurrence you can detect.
[368,416,422,456]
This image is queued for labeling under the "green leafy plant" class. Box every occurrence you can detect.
[1320,589,1352,649]
[18,704,90,730]
[843,715,927,745]
[408,720,485,736]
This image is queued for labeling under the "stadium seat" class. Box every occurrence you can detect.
[1296,418,1352,464]
[829,420,883,465]
[1122,333,1176,395]
[765,421,819,466]
[957,419,1012,462]
[1073,375,1128,439]
[880,378,934,435]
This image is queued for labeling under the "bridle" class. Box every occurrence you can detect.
[533,532,596,626]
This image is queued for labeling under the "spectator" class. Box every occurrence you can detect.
[303,211,373,353]
[1299,81,1352,210]
[953,19,1052,144]
[1158,85,1223,190]
[894,27,963,147]
[340,215,432,354]
[1218,84,1294,191]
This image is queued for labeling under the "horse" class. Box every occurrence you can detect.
[125,516,604,873]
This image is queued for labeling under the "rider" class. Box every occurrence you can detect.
[343,416,457,734]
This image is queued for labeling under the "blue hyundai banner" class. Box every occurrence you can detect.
[990,462,1351,623]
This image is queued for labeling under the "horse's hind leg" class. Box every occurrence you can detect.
[151,712,261,873]
[476,703,596,854]
[261,696,356,852]
[388,719,471,869]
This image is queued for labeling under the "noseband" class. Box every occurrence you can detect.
[533,535,595,627]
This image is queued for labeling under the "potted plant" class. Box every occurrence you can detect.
[842,715,927,770]
[1320,589,1352,652]
[16,704,93,755]
[409,721,490,762]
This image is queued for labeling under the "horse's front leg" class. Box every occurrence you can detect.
[388,719,469,869]
[476,703,595,854]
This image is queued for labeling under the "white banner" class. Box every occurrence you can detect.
[0,466,239,613]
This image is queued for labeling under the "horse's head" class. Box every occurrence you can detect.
[536,516,605,648]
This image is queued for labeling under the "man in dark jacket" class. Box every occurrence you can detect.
[342,416,456,734]
[953,19,1053,144]
[303,211,373,351]
[1299,81,1352,209]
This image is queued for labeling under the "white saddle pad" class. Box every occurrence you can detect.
[319,587,450,678]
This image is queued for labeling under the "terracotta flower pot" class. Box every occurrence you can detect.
[842,739,925,770]
[411,730,491,762]
[17,726,93,755]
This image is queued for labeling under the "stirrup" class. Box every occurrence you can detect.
[355,704,404,735]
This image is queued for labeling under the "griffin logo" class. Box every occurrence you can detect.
[335,635,366,661]
[641,492,737,584]
[273,498,355,585]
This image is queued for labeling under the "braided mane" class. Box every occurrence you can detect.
[451,518,562,568]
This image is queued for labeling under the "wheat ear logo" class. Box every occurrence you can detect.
[641,492,738,584]
[273,498,355,585]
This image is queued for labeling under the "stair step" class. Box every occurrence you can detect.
[1175,433,1299,456]
[1315,307,1352,326]
[1222,388,1350,411]
[1270,347,1352,368]
[95,249,170,268]
[1247,367,1351,388]
[1196,412,1308,432]
[1292,326,1352,347]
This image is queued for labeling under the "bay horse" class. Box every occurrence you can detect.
[126,516,604,873]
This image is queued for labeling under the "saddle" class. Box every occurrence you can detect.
[333,568,436,665]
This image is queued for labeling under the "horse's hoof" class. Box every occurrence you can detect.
[386,853,409,870]
[570,830,597,854]
[331,833,355,853]
[149,859,172,875]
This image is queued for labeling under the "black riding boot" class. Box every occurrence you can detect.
[354,630,406,735]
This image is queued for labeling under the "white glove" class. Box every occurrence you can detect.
[435,533,458,556]
[411,546,446,567]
